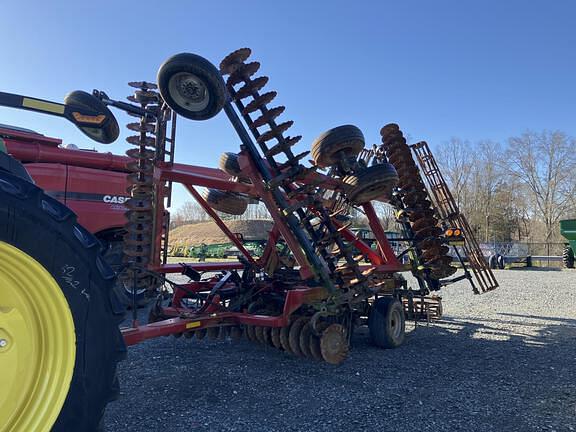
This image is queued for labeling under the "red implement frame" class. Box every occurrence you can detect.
[122,150,404,345]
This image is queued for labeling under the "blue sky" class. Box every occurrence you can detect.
[1,1,574,209]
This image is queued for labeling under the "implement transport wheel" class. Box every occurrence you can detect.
[202,188,248,215]
[0,170,125,432]
[343,163,399,204]
[563,245,575,269]
[219,152,242,177]
[157,53,226,121]
[369,297,405,349]
[320,324,349,365]
[311,125,365,168]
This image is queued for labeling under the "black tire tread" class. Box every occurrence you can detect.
[0,168,125,432]
[157,53,226,121]
[563,245,575,268]
[343,163,399,204]
[368,297,405,349]
[311,125,365,168]
[202,188,248,215]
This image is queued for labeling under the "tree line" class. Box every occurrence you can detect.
[171,129,576,244]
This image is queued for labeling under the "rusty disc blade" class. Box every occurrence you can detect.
[220,48,252,74]
[263,327,274,346]
[254,326,266,344]
[184,331,194,339]
[430,265,458,279]
[288,317,308,357]
[257,121,294,144]
[242,91,277,115]
[127,122,156,133]
[245,325,256,342]
[125,199,153,211]
[218,326,230,340]
[298,322,314,359]
[320,324,349,365]
[126,148,156,160]
[279,325,292,352]
[422,245,449,261]
[234,76,269,99]
[226,62,261,86]
[414,226,443,241]
[252,106,285,128]
[126,135,156,147]
[230,327,243,341]
[195,328,207,340]
[309,333,323,361]
[427,255,453,267]
[270,327,283,349]
[206,327,219,340]
[128,81,158,90]
[411,215,435,232]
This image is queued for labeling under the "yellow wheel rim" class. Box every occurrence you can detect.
[0,241,76,432]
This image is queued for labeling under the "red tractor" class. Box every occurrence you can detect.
[0,123,155,304]
[0,48,498,432]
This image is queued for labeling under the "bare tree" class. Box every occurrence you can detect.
[505,130,576,242]
[435,138,474,210]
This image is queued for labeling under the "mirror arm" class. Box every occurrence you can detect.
[92,90,151,118]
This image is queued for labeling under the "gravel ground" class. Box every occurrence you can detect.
[105,269,576,432]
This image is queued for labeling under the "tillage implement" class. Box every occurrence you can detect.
[0,48,497,432]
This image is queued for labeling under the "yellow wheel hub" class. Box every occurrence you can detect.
[0,241,76,432]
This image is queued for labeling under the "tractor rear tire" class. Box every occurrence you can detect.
[368,297,405,349]
[203,188,248,215]
[311,125,365,168]
[0,170,125,432]
[101,240,150,308]
[563,245,575,269]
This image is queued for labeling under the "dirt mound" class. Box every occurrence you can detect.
[170,219,274,246]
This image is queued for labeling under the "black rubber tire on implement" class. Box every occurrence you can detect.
[157,53,226,121]
[219,152,242,177]
[64,90,120,144]
[0,169,126,431]
[563,245,575,268]
[497,254,506,270]
[343,163,399,204]
[368,297,405,349]
[311,125,365,168]
[219,152,251,183]
[101,240,151,309]
[202,188,248,215]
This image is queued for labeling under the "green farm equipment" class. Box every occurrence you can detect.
[560,219,576,268]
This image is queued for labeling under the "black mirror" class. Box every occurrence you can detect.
[64,91,120,144]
